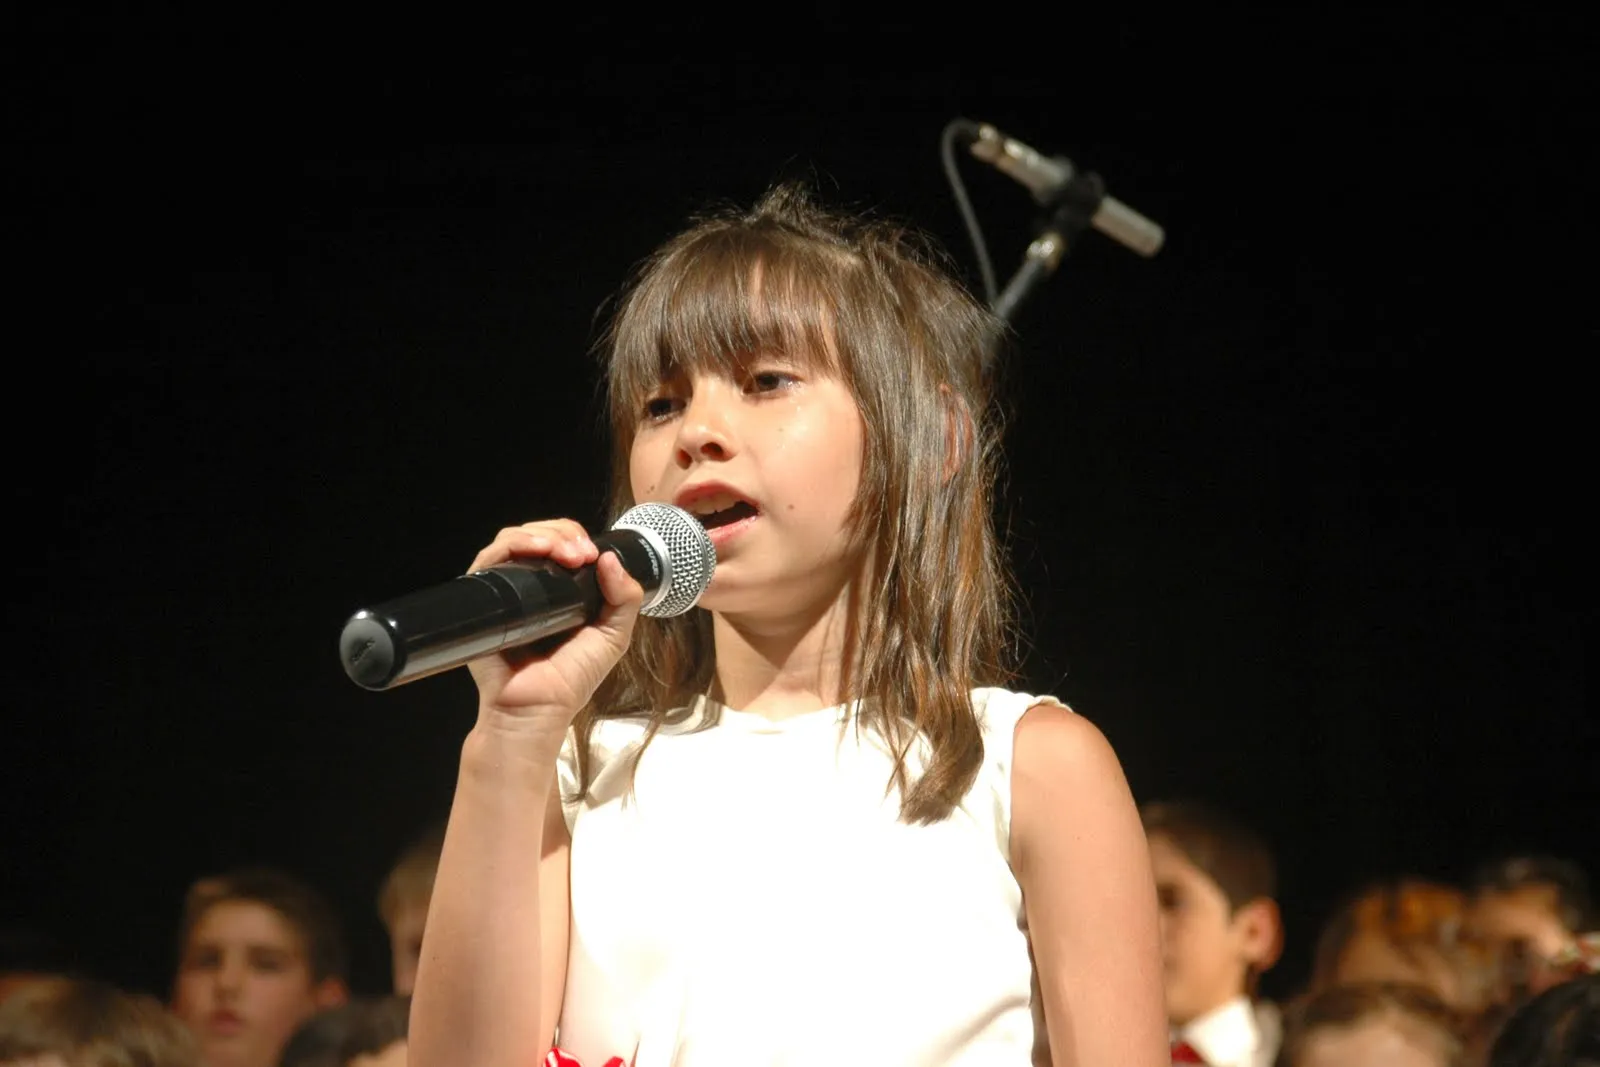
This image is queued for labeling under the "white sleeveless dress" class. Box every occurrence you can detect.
[555,687,1061,1066]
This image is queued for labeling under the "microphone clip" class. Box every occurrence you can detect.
[993,169,1108,325]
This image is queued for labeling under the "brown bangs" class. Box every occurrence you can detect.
[605,224,854,442]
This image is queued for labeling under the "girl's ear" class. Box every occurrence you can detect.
[941,384,974,484]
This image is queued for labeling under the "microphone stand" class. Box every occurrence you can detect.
[992,169,1107,325]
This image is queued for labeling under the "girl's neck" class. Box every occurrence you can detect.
[707,585,857,721]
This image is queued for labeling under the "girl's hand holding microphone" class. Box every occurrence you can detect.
[466,519,643,735]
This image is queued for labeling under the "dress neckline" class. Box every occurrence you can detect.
[691,693,859,734]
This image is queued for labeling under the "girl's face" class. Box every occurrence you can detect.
[171,901,333,1067]
[629,352,865,621]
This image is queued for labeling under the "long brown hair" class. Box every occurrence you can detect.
[569,182,1016,823]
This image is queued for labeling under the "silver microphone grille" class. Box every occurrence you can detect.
[611,502,716,617]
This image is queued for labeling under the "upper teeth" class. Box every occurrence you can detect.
[687,491,742,515]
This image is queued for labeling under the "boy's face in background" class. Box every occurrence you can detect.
[1148,832,1248,1025]
[1467,884,1573,996]
[171,900,337,1067]
[386,897,428,996]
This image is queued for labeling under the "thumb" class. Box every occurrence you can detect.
[591,548,646,643]
[557,549,646,687]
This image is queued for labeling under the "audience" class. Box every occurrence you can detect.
[1142,800,1284,1067]
[1308,877,1490,1014]
[5,813,1592,1067]
[1274,981,1467,1067]
[169,867,349,1067]
[279,995,409,1067]
[0,928,75,1007]
[375,822,444,997]
[1485,971,1600,1067]
[1467,855,1597,1004]
[0,976,199,1067]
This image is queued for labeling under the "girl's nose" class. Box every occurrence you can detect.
[674,384,737,467]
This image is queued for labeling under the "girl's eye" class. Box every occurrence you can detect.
[643,395,682,421]
[747,370,796,393]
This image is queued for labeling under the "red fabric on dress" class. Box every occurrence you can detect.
[546,1050,626,1067]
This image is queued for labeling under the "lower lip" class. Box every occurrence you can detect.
[703,512,758,547]
[208,1016,245,1035]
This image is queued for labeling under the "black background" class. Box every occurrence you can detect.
[5,13,1591,1003]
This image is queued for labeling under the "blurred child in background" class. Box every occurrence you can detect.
[169,866,348,1067]
[1309,877,1487,1016]
[376,822,444,997]
[0,975,199,1067]
[280,995,409,1067]
[1143,800,1284,1067]
[1274,981,1465,1067]
[1466,854,1595,1004]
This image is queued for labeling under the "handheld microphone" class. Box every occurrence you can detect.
[968,122,1165,257]
[338,502,715,691]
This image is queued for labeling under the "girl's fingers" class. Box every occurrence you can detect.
[471,521,599,573]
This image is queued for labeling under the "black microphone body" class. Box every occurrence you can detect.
[340,503,714,691]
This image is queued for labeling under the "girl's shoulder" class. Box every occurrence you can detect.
[971,685,1070,758]
[967,687,1070,837]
